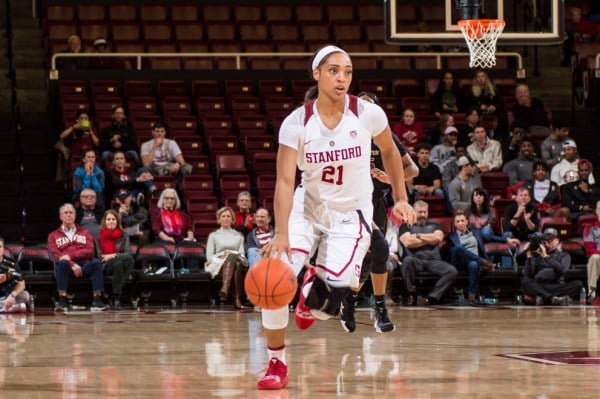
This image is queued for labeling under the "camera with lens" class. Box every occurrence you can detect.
[0,259,24,282]
[528,232,549,252]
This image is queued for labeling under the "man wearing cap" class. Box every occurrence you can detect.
[521,227,583,306]
[561,159,600,220]
[430,126,458,175]
[550,139,595,186]
[89,37,120,69]
[466,124,503,172]
[447,156,479,212]
[540,120,570,169]
[113,190,151,246]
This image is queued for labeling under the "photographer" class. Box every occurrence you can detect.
[0,237,31,313]
[521,228,583,306]
[54,109,100,183]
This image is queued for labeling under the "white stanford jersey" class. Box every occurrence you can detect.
[279,95,388,211]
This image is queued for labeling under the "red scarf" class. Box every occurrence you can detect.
[161,209,184,237]
[100,227,123,254]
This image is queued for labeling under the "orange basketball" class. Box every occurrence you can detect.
[245,258,298,309]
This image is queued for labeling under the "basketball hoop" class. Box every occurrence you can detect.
[457,19,505,69]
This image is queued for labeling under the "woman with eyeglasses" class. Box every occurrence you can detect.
[151,189,195,244]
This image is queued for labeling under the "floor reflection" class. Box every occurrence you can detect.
[0,307,596,398]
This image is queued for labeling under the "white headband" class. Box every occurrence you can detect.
[311,45,349,71]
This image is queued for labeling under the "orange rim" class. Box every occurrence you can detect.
[457,19,505,39]
[457,19,506,29]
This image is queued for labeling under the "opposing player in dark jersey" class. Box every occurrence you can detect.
[339,92,418,333]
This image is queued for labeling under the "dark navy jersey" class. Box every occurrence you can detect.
[370,134,408,199]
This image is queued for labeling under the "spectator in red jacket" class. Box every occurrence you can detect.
[47,203,107,312]
[392,108,424,157]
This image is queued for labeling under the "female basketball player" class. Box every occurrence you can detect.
[256,45,416,390]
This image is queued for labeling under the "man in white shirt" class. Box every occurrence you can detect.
[140,122,192,177]
[466,125,503,172]
[550,139,595,186]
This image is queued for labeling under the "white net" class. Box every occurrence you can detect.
[458,20,506,69]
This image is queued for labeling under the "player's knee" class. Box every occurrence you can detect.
[306,277,347,316]
[369,229,389,274]
[261,306,289,330]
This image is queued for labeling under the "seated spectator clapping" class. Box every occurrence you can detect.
[73,149,105,207]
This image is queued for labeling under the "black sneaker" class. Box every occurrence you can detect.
[91,298,109,311]
[54,296,68,312]
[339,297,356,333]
[373,304,395,333]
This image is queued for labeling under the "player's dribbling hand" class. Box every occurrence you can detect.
[393,200,416,226]
[260,233,291,261]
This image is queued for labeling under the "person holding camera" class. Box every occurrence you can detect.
[521,228,583,306]
[55,110,100,183]
[0,237,31,313]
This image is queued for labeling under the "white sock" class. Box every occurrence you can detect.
[267,346,286,365]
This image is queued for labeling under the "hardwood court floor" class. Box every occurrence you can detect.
[0,305,598,398]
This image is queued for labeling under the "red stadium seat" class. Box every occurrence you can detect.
[174,23,204,42]
[108,5,138,22]
[296,5,324,22]
[209,139,241,163]
[233,5,263,22]
[123,80,153,98]
[215,154,247,179]
[157,80,187,98]
[140,5,168,22]
[171,5,199,22]
[77,4,106,22]
[202,5,231,22]
[161,96,191,115]
[195,96,227,116]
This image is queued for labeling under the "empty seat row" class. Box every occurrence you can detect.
[45,4,386,25]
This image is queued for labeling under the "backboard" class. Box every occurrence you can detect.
[384,0,564,46]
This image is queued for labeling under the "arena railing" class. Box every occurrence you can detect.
[50,51,524,76]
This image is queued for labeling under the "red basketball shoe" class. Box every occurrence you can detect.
[257,357,289,390]
[295,266,316,330]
